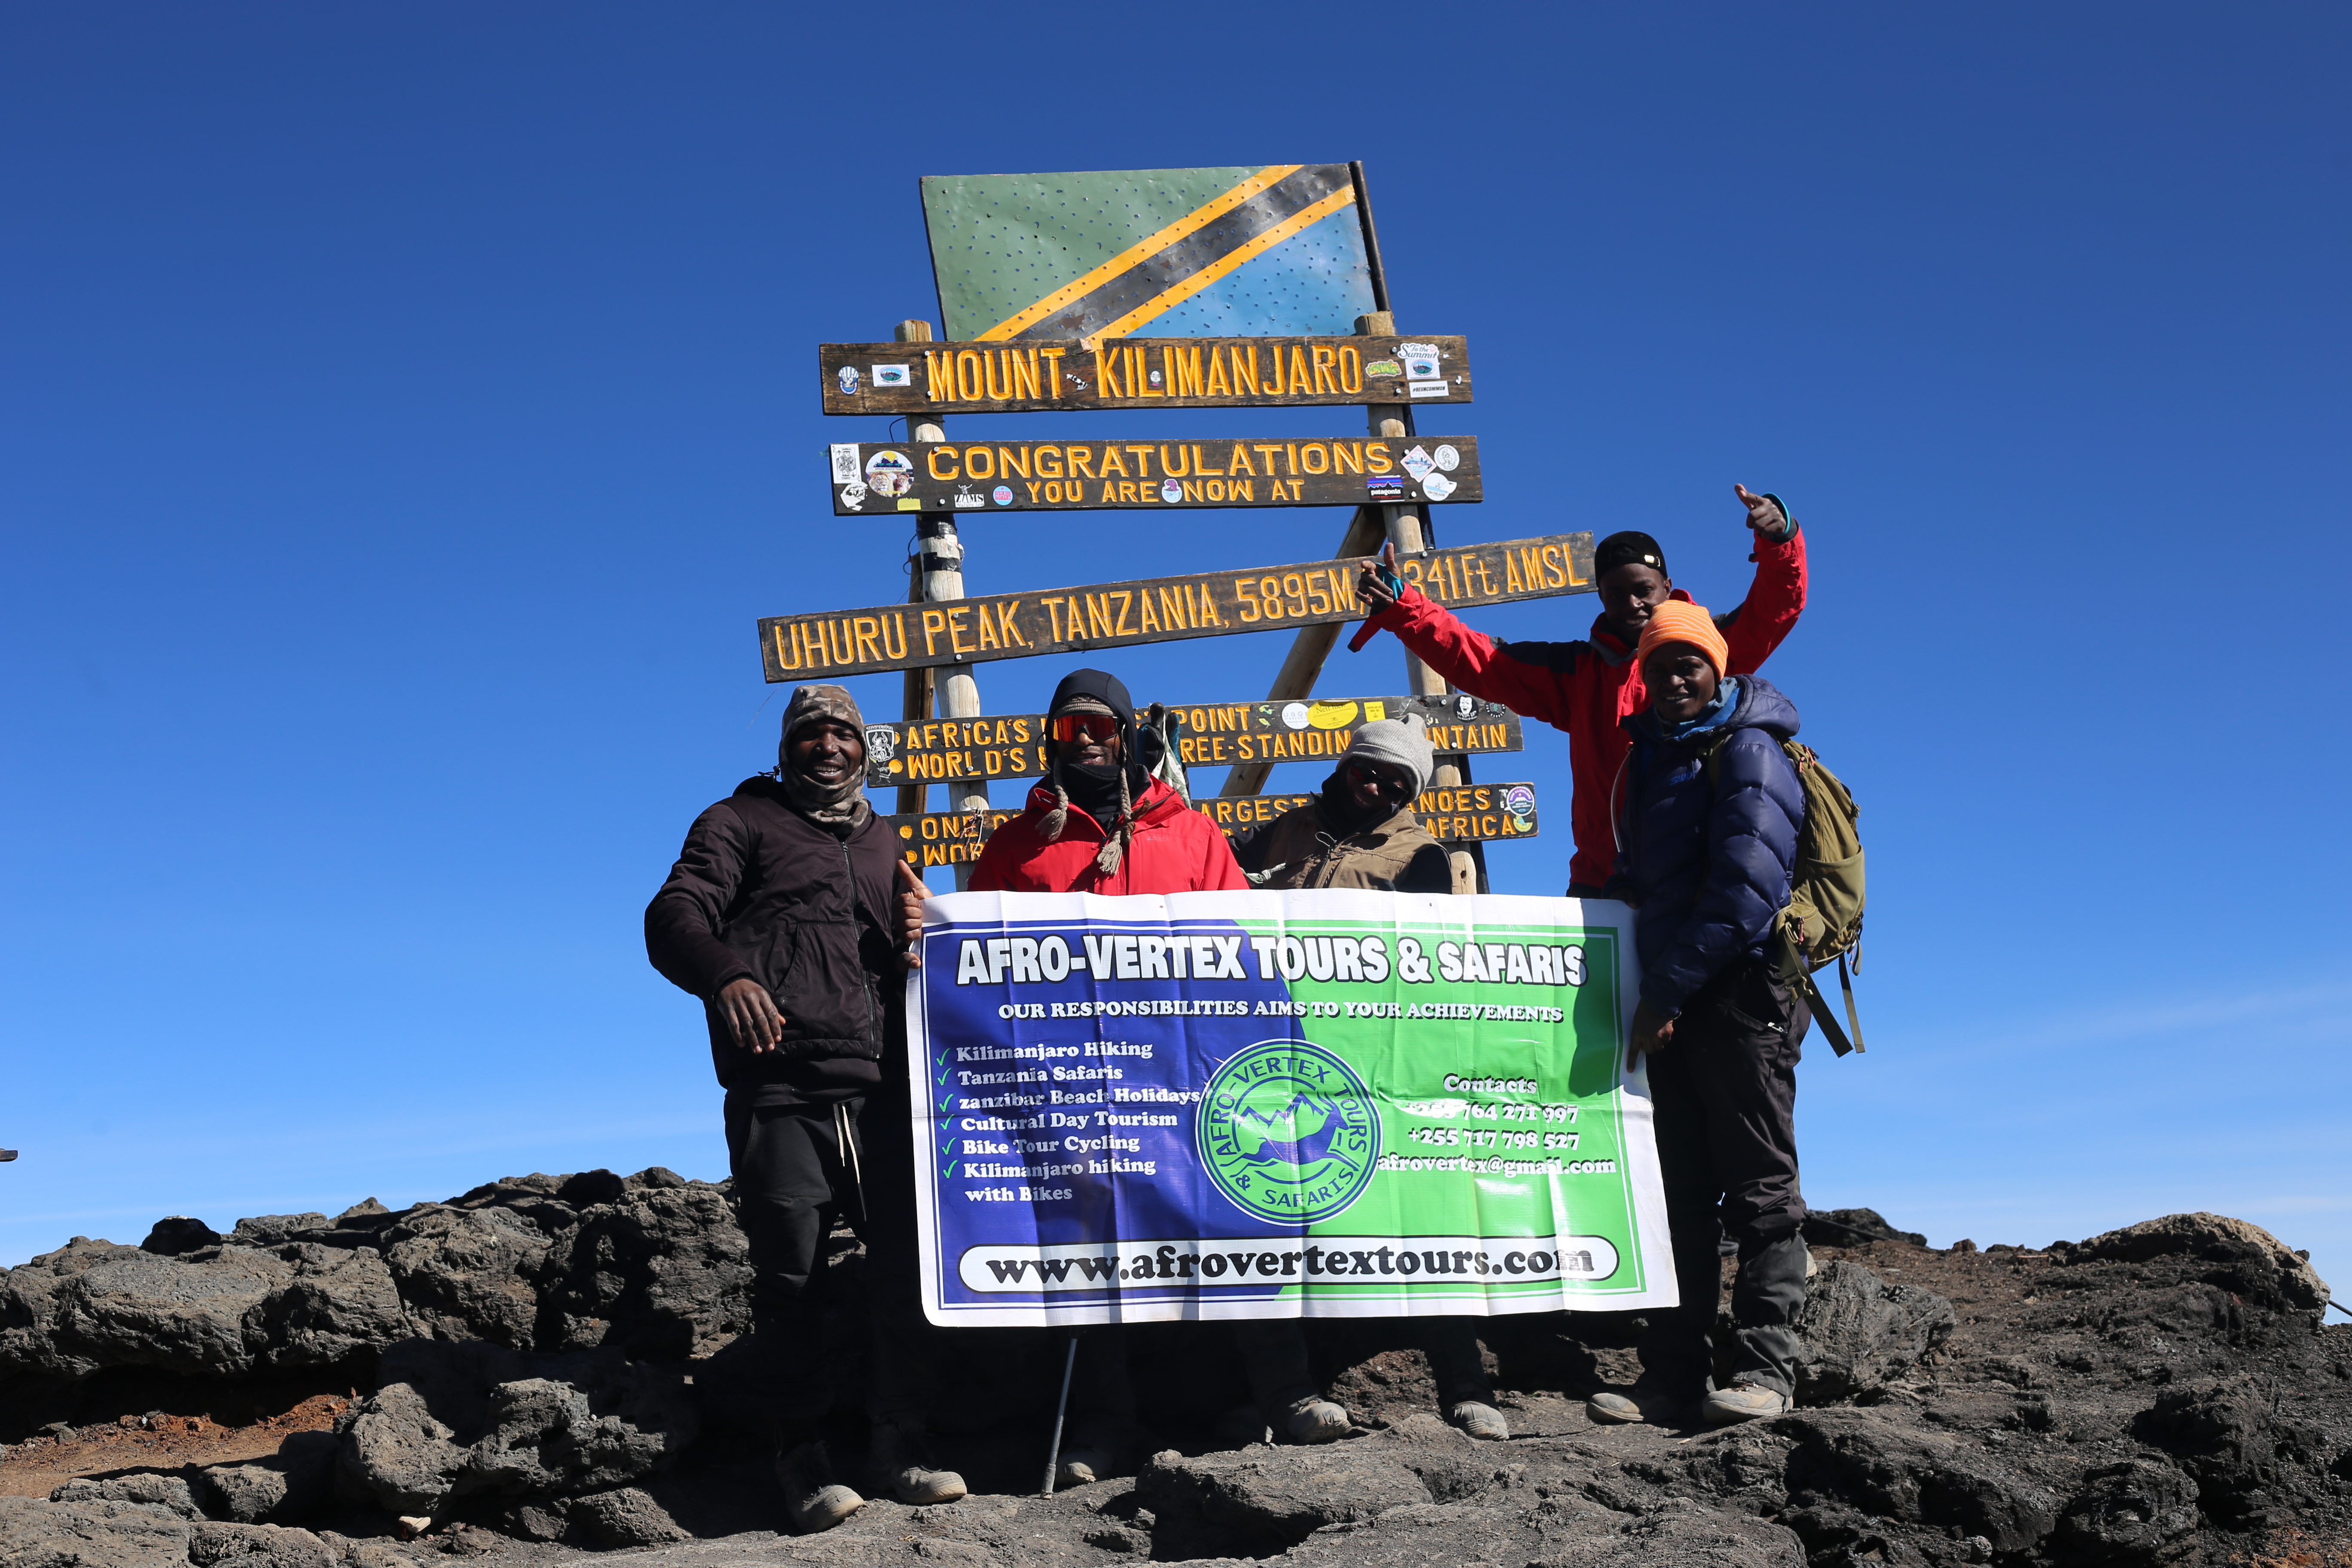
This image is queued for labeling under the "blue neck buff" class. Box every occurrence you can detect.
[1658,675,1740,742]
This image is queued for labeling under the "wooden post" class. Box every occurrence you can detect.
[1357,310,1483,895]
[895,318,989,888]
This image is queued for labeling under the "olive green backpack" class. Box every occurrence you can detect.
[1705,739,1868,1056]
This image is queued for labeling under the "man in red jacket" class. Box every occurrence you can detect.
[968,667,1247,897]
[1355,484,1807,894]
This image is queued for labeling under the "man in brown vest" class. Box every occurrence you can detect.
[1228,717,1510,1441]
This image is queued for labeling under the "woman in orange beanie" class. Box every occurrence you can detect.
[1587,602,1813,1430]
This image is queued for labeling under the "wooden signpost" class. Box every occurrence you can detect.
[888,782,1541,871]
[827,435,1479,515]
[758,533,1595,684]
[862,692,1524,789]
[820,335,1471,415]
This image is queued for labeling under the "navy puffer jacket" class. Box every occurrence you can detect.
[1609,676,1805,1018]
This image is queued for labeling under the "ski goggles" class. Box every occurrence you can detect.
[1050,711,1122,743]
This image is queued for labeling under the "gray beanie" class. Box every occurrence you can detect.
[1340,715,1435,799]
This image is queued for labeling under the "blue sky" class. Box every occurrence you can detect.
[4,6,2347,1299]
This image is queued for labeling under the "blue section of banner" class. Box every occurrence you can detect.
[921,917,1300,1308]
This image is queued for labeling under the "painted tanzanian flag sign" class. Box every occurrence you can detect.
[921,165,1377,342]
[906,889,1676,1327]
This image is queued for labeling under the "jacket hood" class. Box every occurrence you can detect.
[1626,674,1801,748]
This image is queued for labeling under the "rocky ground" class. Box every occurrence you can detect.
[3,1173,2348,1567]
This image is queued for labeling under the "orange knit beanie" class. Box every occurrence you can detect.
[1636,600,1729,677]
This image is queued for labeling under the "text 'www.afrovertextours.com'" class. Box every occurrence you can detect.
[956,1234,1623,1292]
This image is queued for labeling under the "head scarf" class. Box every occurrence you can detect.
[776,684,871,832]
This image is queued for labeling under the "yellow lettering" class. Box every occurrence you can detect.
[995,602,1026,646]
[1237,579,1261,622]
[1042,598,1066,642]
[1254,444,1283,475]
[1158,585,1189,629]
[964,446,994,481]
[997,445,1031,479]
[1035,446,1064,479]
[1226,443,1254,476]
[984,350,1014,400]
[1227,479,1253,502]
[1011,349,1041,399]
[1310,345,1338,392]
[1287,344,1314,394]
[927,447,959,480]
[1504,551,1526,593]
[1066,446,1095,480]
[1196,583,1224,625]
[1084,594,1115,639]
[1139,594,1161,634]
[1204,348,1233,398]
[1281,572,1308,617]
[854,617,881,664]
[1039,346,1066,395]
[922,608,948,656]
[772,622,802,671]
[1367,445,1394,474]
[882,613,907,659]
[956,349,985,401]
[1158,444,1189,477]
[1299,442,1329,475]
[1334,442,1363,474]
[1117,481,1137,503]
[1124,444,1155,477]
[1100,482,1118,503]
[1095,348,1124,398]
[1111,592,1135,635]
[947,608,973,655]
[1168,343,1204,397]
[1259,575,1285,619]
[1182,479,1202,501]
[1540,543,1565,586]
[925,350,957,401]
[1327,567,1357,613]
[975,608,999,650]
[1098,445,1129,478]
[1338,344,1363,393]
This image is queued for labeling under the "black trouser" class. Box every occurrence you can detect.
[1639,956,1810,1399]
[725,1094,932,1442]
[1229,1313,1488,1419]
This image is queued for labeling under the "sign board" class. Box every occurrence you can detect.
[887,783,1539,871]
[820,336,1470,416]
[829,436,1479,516]
[760,533,1595,683]
[922,165,1376,343]
[865,693,1522,790]
[906,888,1674,1325]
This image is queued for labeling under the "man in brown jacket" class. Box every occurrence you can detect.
[645,685,958,1530]
[1231,717,1453,893]
[1226,718,1509,1441]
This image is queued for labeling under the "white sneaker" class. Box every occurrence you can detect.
[1446,1400,1510,1440]
[1703,1382,1789,1425]
[777,1441,865,1533]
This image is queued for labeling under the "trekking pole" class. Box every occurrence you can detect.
[1039,1333,1079,1498]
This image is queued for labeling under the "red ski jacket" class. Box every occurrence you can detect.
[971,777,1249,895]
[1363,526,1807,891]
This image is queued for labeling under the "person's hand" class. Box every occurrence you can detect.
[1626,1001,1675,1071]
[717,977,786,1054]
[896,861,929,969]
[1356,541,1403,614]
[1733,483,1790,539]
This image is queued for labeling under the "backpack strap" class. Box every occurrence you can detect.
[1780,927,1865,1057]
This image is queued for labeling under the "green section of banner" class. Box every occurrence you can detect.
[1225,917,1649,1303]
[923,168,1267,342]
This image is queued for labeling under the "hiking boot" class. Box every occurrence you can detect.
[1703,1382,1789,1425]
[1055,1414,1138,1491]
[868,1422,966,1505]
[1281,1397,1351,1444]
[1446,1400,1510,1441]
[1586,1385,1697,1427]
[776,1441,864,1532]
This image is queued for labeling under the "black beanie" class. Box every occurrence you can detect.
[1594,531,1668,579]
[1049,668,1134,730]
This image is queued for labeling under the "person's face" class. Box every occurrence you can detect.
[1341,757,1415,815]
[1597,562,1673,642]
[788,718,866,786]
[1642,647,1721,723]
[1052,710,1124,767]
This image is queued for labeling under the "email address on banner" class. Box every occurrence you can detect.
[957,1234,1623,1292]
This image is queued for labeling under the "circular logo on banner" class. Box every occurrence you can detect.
[1197,1039,1380,1225]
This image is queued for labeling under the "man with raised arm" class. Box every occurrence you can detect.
[1354,485,1805,894]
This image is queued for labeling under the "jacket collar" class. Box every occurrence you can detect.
[1020,776,1183,837]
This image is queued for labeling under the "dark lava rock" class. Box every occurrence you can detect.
[198,1429,340,1523]
[379,1206,551,1351]
[1791,1258,1957,1402]
[187,1519,337,1565]
[568,1486,691,1547]
[1776,1407,2060,1553]
[1801,1207,1928,1248]
[534,1178,750,1358]
[228,1215,333,1248]
[48,1470,206,1517]
[2072,1210,2331,1315]
[2056,1456,2201,1558]
[334,1338,696,1516]
[142,1216,224,1256]
[0,1237,407,1380]
[0,1491,193,1565]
